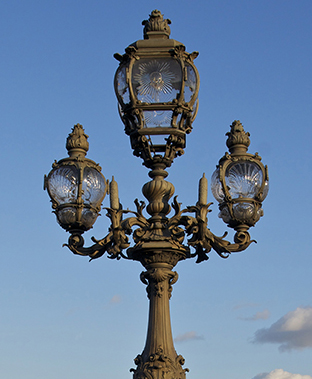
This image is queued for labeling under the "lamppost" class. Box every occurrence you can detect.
[44,10,269,379]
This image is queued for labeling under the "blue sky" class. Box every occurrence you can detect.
[1,1,312,378]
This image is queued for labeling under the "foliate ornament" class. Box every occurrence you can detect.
[140,268,178,299]
[226,120,250,152]
[66,123,89,154]
[142,10,171,37]
[131,346,188,379]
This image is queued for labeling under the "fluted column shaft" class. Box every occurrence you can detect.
[131,263,188,379]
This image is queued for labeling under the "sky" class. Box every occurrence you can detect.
[0,1,312,378]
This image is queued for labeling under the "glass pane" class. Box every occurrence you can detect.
[132,58,182,103]
[82,167,106,207]
[226,162,263,199]
[218,206,231,223]
[81,208,98,229]
[262,180,269,200]
[143,110,172,128]
[147,134,169,148]
[184,63,197,103]
[57,207,77,226]
[48,166,78,204]
[211,168,224,202]
[192,98,198,121]
[116,65,130,104]
[233,203,255,220]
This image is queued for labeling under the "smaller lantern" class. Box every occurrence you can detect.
[114,10,199,168]
[211,121,269,230]
[44,124,108,232]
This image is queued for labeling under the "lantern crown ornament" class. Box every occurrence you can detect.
[65,123,89,156]
[114,9,199,169]
[142,9,171,39]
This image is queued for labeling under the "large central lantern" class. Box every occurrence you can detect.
[114,10,199,168]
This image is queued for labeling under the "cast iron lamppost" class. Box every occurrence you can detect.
[44,10,269,379]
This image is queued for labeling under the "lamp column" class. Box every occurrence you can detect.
[128,163,189,379]
[131,266,187,379]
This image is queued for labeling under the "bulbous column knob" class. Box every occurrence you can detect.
[142,166,175,218]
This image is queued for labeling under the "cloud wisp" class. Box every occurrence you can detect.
[252,368,312,379]
[233,302,260,310]
[109,294,122,304]
[252,306,312,352]
[174,331,204,343]
[239,309,270,321]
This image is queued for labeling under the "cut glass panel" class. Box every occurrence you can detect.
[81,208,98,229]
[226,162,262,199]
[48,166,78,205]
[143,110,172,128]
[184,63,197,103]
[132,58,182,103]
[82,167,106,207]
[116,65,130,104]
[211,168,224,202]
[57,207,77,225]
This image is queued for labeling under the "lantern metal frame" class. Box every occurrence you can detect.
[114,9,199,169]
[44,124,108,233]
[213,120,269,230]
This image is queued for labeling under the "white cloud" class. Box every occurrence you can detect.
[174,331,204,343]
[252,369,312,379]
[252,307,312,351]
[240,309,270,321]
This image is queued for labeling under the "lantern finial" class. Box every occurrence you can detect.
[142,10,171,39]
[226,120,250,154]
[66,124,89,158]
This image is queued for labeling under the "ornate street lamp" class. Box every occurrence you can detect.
[45,10,269,379]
